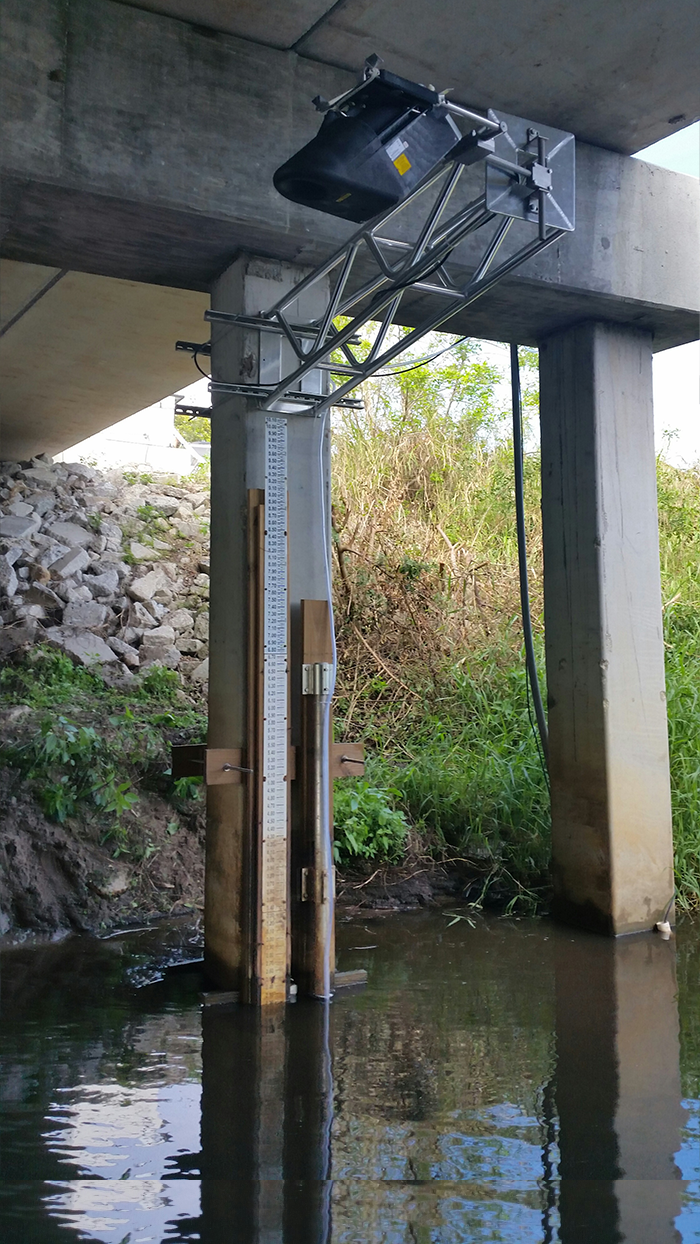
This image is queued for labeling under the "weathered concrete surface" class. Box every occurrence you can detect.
[115,0,700,154]
[2,0,698,353]
[0,260,207,460]
[541,321,674,936]
[205,255,331,994]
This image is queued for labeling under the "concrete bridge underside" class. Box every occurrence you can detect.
[1,0,699,962]
[1,0,698,459]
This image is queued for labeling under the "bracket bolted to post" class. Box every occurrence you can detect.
[171,745,252,784]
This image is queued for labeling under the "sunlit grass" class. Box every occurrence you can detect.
[332,344,700,912]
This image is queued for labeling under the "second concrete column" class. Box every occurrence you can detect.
[540,320,674,935]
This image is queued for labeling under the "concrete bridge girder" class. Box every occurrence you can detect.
[1,0,698,461]
[2,0,699,327]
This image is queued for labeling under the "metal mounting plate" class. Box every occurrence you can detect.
[486,111,575,231]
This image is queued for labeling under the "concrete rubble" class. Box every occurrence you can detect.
[0,455,210,692]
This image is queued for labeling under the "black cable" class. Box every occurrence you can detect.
[193,348,212,381]
[526,647,550,793]
[375,333,470,377]
[329,332,471,382]
[511,342,549,766]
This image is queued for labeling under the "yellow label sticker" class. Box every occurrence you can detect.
[336,191,352,202]
[393,152,412,176]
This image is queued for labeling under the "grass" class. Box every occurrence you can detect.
[658,460,700,910]
[330,334,700,912]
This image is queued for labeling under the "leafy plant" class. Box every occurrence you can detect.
[173,776,203,802]
[333,780,408,863]
[3,717,138,828]
[138,666,180,701]
[175,413,211,444]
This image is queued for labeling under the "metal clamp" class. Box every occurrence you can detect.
[302,662,333,695]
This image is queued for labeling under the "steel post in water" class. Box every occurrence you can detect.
[206,256,330,1001]
[294,601,335,999]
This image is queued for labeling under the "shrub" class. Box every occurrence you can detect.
[333,780,408,863]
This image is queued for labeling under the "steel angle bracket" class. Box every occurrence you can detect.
[171,744,252,785]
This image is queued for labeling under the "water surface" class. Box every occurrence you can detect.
[1,912,699,1242]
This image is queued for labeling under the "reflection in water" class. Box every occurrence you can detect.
[0,915,697,1241]
[555,934,687,1244]
[198,1002,332,1242]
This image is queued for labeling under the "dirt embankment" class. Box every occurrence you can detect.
[0,457,212,938]
[0,761,205,938]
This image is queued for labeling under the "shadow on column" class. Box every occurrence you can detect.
[555,931,687,1243]
[197,1001,332,1244]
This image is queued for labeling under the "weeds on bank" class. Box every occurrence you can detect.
[4,716,138,830]
[333,780,408,863]
[330,333,700,912]
[0,648,206,849]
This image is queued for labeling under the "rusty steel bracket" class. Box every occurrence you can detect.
[171,744,252,786]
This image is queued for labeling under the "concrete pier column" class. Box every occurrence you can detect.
[206,255,330,991]
[539,321,674,935]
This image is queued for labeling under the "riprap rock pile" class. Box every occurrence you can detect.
[0,455,210,690]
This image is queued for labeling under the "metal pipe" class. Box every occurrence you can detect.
[264,205,495,408]
[410,162,464,263]
[510,342,549,760]
[367,291,404,361]
[486,153,530,181]
[205,310,323,339]
[300,667,333,998]
[469,216,513,284]
[308,228,565,414]
[443,100,501,132]
[316,243,360,347]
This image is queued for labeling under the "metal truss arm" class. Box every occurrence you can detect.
[199,104,574,416]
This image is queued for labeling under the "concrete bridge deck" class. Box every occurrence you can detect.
[1,0,698,459]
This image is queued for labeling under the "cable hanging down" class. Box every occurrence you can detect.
[510,342,549,765]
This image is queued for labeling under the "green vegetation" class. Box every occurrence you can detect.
[657,460,700,910]
[0,647,206,854]
[331,336,549,907]
[174,412,211,444]
[333,780,408,863]
[331,331,700,912]
[5,716,138,836]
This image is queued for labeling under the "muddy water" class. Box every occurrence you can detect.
[1,913,699,1243]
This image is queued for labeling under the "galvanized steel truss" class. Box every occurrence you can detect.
[202,109,574,417]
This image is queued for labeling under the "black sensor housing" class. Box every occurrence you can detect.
[273,69,461,223]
